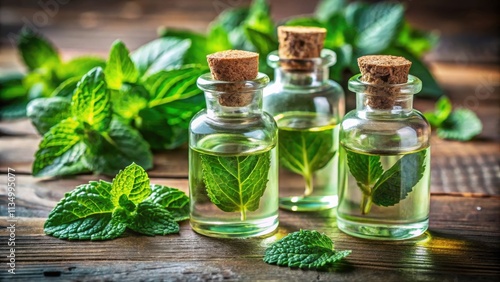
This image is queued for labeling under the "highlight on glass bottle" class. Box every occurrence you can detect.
[189,50,279,238]
[337,55,431,240]
[264,26,345,212]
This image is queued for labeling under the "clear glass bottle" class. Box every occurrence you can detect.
[263,50,345,211]
[189,72,279,238]
[337,74,431,240]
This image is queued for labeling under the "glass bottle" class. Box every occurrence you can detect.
[263,50,345,211]
[189,72,279,238]
[337,74,431,240]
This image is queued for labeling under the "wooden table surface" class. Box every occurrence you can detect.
[1,0,499,281]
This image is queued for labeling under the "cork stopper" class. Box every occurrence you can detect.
[277,26,326,70]
[357,55,412,109]
[206,50,259,107]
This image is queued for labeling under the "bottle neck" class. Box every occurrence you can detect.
[205,90,263,119]
[274,66,329,87]
[356,92,414,114]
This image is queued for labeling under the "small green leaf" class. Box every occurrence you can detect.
[58,56,106,81]
[207,22,233,53]
[44,180,125,241]
[315,0,345,22]
[346,149,383,195]
[71,67,111,132]
[0,72,26,101]
[111,83,149,121]
[201,150,271,220]
[131,38,191,77]
[214,7,253,50]
[423,96,452,127]
[52,77,80,98]
[27,97,71,135]
[437,109,482,141]
[263,230,351,269]
[17,29,60,71]
[396,22,439,58]
[128,202,179,236]
[372,150,428,207]
[159,28,208,65]
[33,118,88,177]
[104,40,139,89]
[110,163,151,206]
[146,185,190,221]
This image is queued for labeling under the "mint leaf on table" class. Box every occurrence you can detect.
[437,109,482,141]
[200,151,271,221]
[263,230,351,270]
[278,128,336,195]
[423,96,452,127]
[27,96,71,135]
[44,163,189,240]
[146,185,190,221]
[346,149,427,214]
[104,40,139,90]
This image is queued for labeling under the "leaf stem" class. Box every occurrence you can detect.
[304,172,313,196]
[361,194,372,215]
[240,208,247,221]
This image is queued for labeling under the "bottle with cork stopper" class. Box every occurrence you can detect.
[189,50,279,238]
[263,26,345,211]
[337,55,431,240]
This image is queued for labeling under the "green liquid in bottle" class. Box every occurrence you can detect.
[275,112,339,211]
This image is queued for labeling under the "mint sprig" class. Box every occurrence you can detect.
[424,96,482,141]
[44,163,189,240]
[263,230,351,270]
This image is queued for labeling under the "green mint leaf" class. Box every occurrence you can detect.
[0,72,26,101]
[200,151,271,220]
[278,127,336,188]
[17,29,61,71]
[52,77,80,98]
[110,163,151,206]
[423,96,452,127]
[396,22,439,58]
[371,150,427,207]
[146,185,190,221]
[348,2,404,54]
[263,230,351,269]
[71,67,111,132]
[110,83,149,121]
[44,180,126,240]
[118,194,137,212]
[131,38,191,77]
[32,118,88,177]
[159,28,209,65]
[437,109,482,141]
[144,65,207,107]
[213,8,254,50]
[104,40,139,89]
[83,119,153,175]
[27,97,71,135]
[207,23,233,53]
[128,202,179,236]
[57,56,106,81]
[346,149,383,195]
[0,100,29,120]
[314,0,345,22]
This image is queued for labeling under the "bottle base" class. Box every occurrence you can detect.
[337,216,428,240]
[279,195,338,211]
[190,215,279,238]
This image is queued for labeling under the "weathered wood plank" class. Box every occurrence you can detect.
[0,195,499,281]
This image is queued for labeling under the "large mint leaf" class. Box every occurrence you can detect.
[110,163,151,206]
[314,0,345,22]
[44,180,126,240]
[372,150,428,207]
[146,185,190,221]
[52,77,80,98]
[128,202,179,236]
[104,40,139,89]
[159,28,209,65]
[264,230,351,269]
[17,29,60,70]
[279,128,336,180]
[83,119,153,175]
[58,56,106,81]
[131,38,191,77]
[144,66,207,107]
[71,67,111,132]
[346,149,384,195]
[33,118,88,177]
[200,151,271,220]
[27,97,71,135]
[437,109,482,141]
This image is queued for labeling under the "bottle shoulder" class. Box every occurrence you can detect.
[190,110,278,136]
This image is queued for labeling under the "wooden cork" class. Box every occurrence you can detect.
[357,55,412,109]
[278,26,326,70]
[206,50,259,107]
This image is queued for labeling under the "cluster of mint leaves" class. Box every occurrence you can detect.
[423,96,482,141]
[346,149,427,215]
[263,230,351,270]
[44,163,189,240]
[159,0,442,97]
[16,31,214,176]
